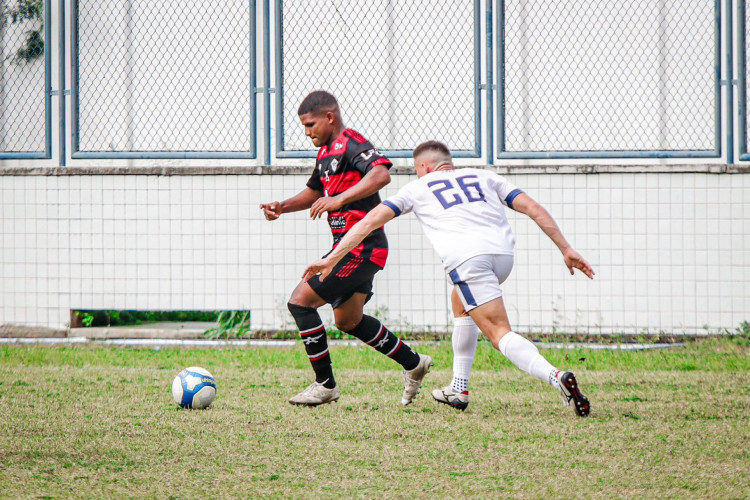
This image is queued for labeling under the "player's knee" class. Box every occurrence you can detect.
[334,317,360,333]
[287,302,316,317]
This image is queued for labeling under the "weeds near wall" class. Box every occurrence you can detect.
[202,310,250,340]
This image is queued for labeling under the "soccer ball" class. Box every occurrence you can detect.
[171,367,216,409]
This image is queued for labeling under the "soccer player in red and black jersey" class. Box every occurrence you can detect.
[260,91,432,406]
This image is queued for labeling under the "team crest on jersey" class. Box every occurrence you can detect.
[330,159,339,173]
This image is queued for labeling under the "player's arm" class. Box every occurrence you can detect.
[302,203,396,281]
[309,165,391,220]
[511,193,595,279]
[260,187,324,221]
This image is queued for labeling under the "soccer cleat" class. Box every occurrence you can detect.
[556,371,590,417]
[431,386,469,411]
[401,354,433,405]
[288,380,340,406]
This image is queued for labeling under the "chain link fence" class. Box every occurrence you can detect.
[0,0,48,156]
[74,0,255,156]
[501,0,718,157]
[277,0,479,157]
[0,1,742,161]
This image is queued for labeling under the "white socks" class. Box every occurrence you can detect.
[450,316,480,393]
[497,331,560,390]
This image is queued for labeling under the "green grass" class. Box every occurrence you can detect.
[1,339,749,498]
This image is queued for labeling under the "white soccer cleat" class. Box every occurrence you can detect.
[288,381,340,406]
[432,386,469,411]
[401,354,433,405]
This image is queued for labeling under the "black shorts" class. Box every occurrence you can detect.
[307,253,382,309]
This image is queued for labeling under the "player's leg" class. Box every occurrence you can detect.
[452,254,590,416]
[334,293,421,371]
[468,295,557,387]
[334,292,433,406]
[432,289,477,411]
[449,290,479,395]
[286,280,340,406]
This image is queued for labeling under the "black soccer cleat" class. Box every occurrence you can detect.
[556,371,590,417]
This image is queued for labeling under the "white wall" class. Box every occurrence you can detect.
[1,171,748,334]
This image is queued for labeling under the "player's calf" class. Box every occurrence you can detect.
[347,315,421,370]
[288,302,336,390]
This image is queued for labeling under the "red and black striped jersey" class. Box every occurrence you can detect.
[306,128,391,268]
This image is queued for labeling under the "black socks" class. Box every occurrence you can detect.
[347,315,420,370]
[288,303,335,388]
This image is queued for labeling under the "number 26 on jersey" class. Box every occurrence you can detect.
[428,175,486,209]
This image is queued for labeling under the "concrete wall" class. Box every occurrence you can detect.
[1,169,748,334]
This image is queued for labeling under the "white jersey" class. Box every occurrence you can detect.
[383,168,523,272]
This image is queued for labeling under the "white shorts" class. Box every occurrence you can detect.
[448,254,514,312]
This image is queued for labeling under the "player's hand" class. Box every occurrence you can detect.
[260,202,282,221]
[309,196,343,220]
[563,248,595,279]
[302,258,335,283]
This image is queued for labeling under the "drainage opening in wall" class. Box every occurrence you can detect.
[70,310,251,339]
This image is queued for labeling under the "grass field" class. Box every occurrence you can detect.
[1,339,749,498]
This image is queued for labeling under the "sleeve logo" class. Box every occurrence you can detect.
[360,148,382,161]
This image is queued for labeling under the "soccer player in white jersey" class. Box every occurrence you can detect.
[302,140,595,416]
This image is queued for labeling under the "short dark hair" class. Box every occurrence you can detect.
[298,91,339,115]
[412,140,452,159]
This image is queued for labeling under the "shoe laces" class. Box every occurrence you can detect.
[403,371,418,386]
[301,381,324,396]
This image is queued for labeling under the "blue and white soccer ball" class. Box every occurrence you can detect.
[171,366,216,409]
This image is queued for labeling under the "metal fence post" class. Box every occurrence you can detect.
[727,0,735,164]
[263,0,271,166]
[497,0,505,158]
[45,0,52,160]
[739,0,748,159]
[59,0,67,166]
[486,0,493,164]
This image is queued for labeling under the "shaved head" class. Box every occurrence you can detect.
[412,140,454,177]
[413,140,453,166]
